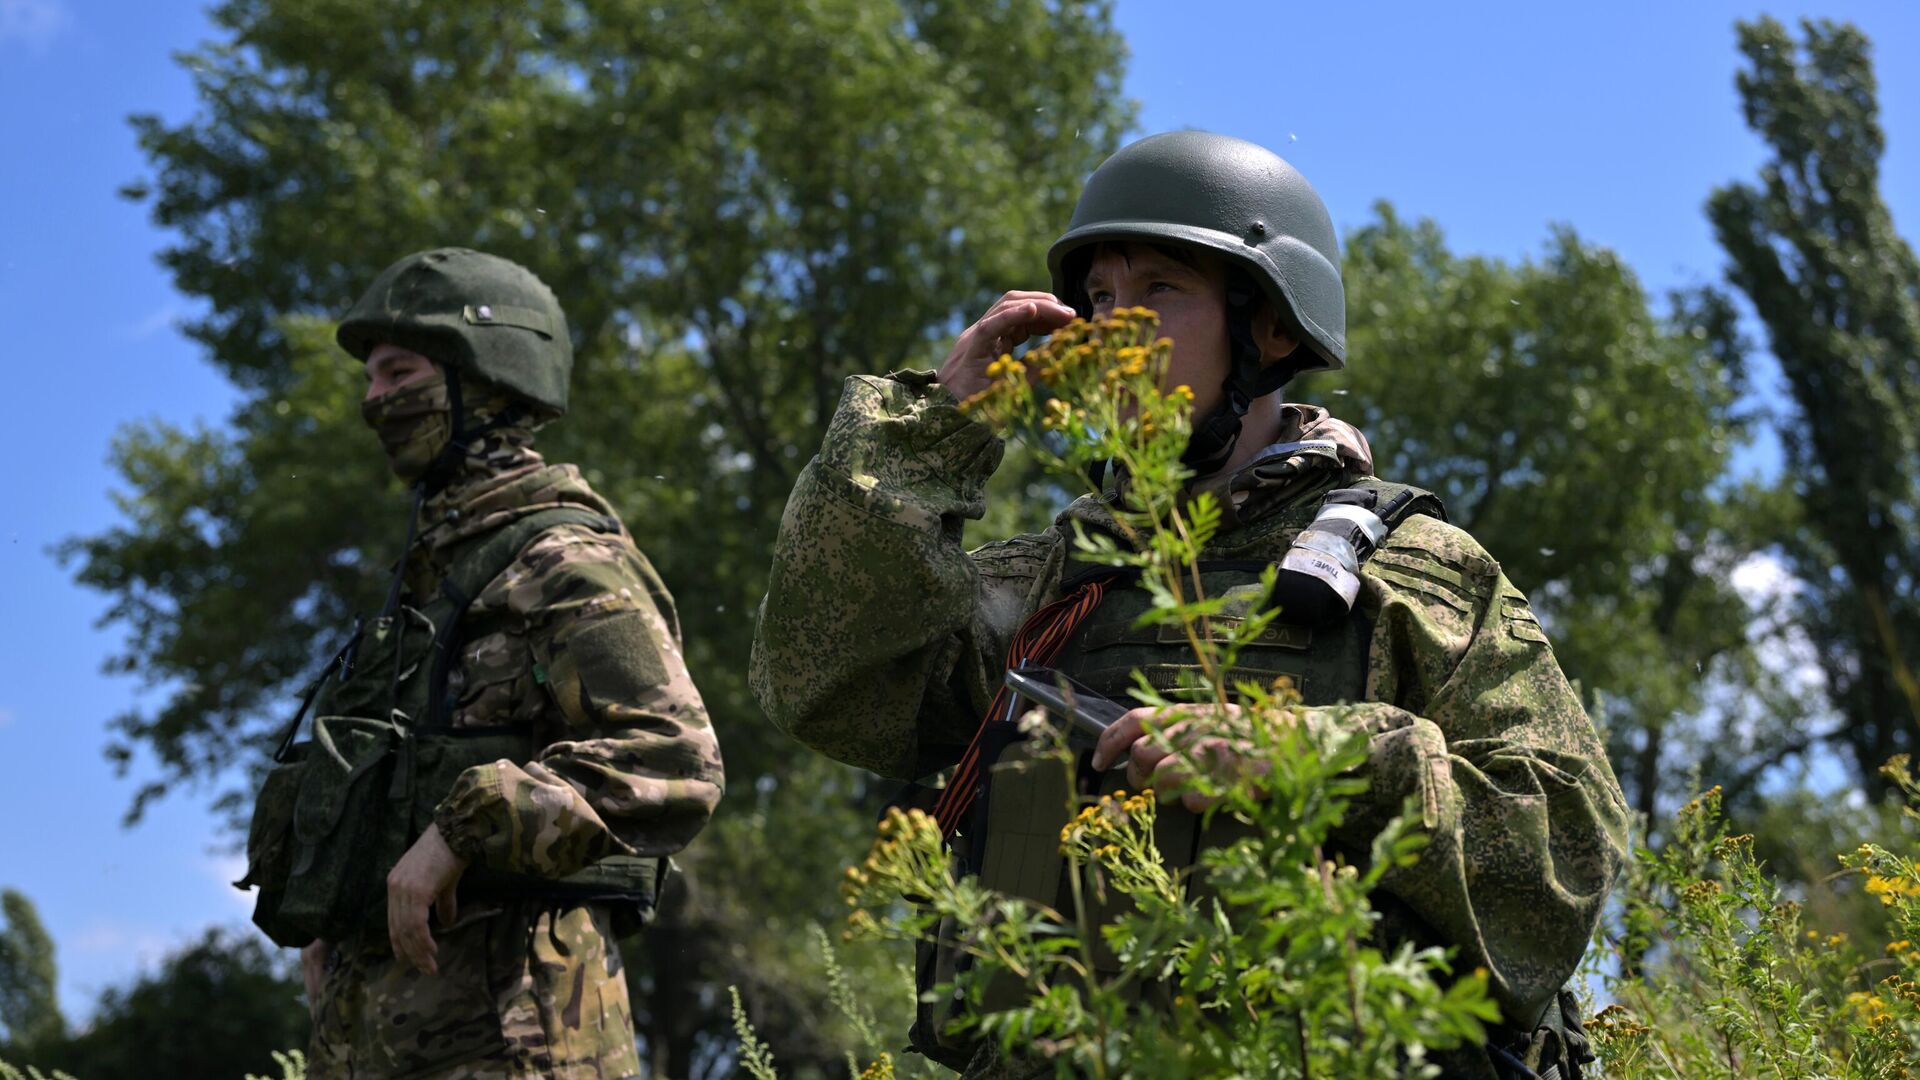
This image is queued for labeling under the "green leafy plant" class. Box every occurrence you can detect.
[1591,758,1920,1077]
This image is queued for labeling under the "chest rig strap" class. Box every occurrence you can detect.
[420,506,621,728]
[265,507,619,759]
[930,575,1116,838]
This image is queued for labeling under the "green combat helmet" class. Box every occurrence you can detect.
[337,247,572,420]
[1047,130,1344,471]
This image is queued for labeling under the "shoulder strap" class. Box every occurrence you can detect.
[1342,478,1448,529]
[424,507,621,727]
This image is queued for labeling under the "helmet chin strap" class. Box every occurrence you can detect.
[419,370,530,497]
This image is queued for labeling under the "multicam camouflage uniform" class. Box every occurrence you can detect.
[309,419,723,1079]
[750,372,1630,1078]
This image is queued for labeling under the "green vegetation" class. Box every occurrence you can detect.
[0,929,306,1080]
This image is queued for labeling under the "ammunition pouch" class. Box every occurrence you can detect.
[239,507,665,948]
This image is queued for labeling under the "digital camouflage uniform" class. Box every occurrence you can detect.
[306,416,724,1078]
[749,372,1630,1078]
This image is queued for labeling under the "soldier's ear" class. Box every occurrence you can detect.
[1250,303,1300,368]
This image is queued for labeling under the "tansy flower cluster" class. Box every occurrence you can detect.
[958,307,1185,450]
[840,807,948,939]
[1865,873,1920,905]
[1059,789,1180,907]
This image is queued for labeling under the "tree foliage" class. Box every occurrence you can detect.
[1,925,306,1080]
[1707,16,1920,796]
[0,892,64,1055]
[40,931,304,1080]
[1326,207,1770,824]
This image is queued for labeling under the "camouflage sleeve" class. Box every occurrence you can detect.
[750,371,1056,779]
[1311,513,1630,1028]
[435,525,725,878]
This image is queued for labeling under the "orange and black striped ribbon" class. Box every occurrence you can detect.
[932,577,1112,838]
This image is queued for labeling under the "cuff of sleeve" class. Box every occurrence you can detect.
[1303,707,1453,854]
[818,373,1004,519]
[886,367,947,396]
[433,762,505,867]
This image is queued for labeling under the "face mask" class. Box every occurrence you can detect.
[361,370,452,481]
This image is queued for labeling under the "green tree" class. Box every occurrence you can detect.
[66,0,1132,1069]
[1327,206,1768,825]
[0,892,65,1056]
[1707,16,1920,797]
[30,930,307,1080]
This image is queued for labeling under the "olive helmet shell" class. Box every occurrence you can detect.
[337,248,572,417]
[1047,130,1345,372]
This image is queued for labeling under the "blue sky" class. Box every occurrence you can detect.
[2,0,1916,1024]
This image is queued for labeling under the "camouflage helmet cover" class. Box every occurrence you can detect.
[1047,130,1346,372]
[337,248,573,416]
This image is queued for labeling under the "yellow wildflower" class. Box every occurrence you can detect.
[1865,874,1920,905]
[1679,880,1722,906]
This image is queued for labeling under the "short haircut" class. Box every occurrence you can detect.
[1079,241,1214,288]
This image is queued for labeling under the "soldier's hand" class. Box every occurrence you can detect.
[300,940,330,1018]
[386,823,469,976]
[936,290,1076,401]
[1092,704,1268,813]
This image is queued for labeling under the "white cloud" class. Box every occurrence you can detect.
[1731,551,1826,696]
[0,0,70,52]
[1731,551,1801,605]
[207,853,256,911]
[69,920,172,969]
[0,706,14,730]
[122,304,181,342]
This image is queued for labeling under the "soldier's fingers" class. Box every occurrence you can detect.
[418,928,439,977]
[387,883,433,975]
[300,943,326,1009]
[434,880,459,931]
[1148,753,1200,807]
[386,886,406,964]
[1180,786,1222,814]
[972,297,1075,350]
[974,290,1069,332]
[1092,709,1150,770]
[1127,719,1190,790]
[405,909,437,976]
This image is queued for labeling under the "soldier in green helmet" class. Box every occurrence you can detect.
[238,247,724,1078]
[750,132,1627,1078]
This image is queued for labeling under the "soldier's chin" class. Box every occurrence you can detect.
[384,453,432,483]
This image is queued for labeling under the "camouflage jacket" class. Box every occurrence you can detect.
[750,371,1629,1028]
[399,427,724,879]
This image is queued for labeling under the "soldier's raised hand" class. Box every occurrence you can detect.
[936,290,1076,400]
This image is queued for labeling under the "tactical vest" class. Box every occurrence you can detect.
[911,480,1593,1079]
[239,507,667,949]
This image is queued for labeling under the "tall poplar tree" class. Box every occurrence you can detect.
[0,890,65,1056]
[1709,17,1920,794]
